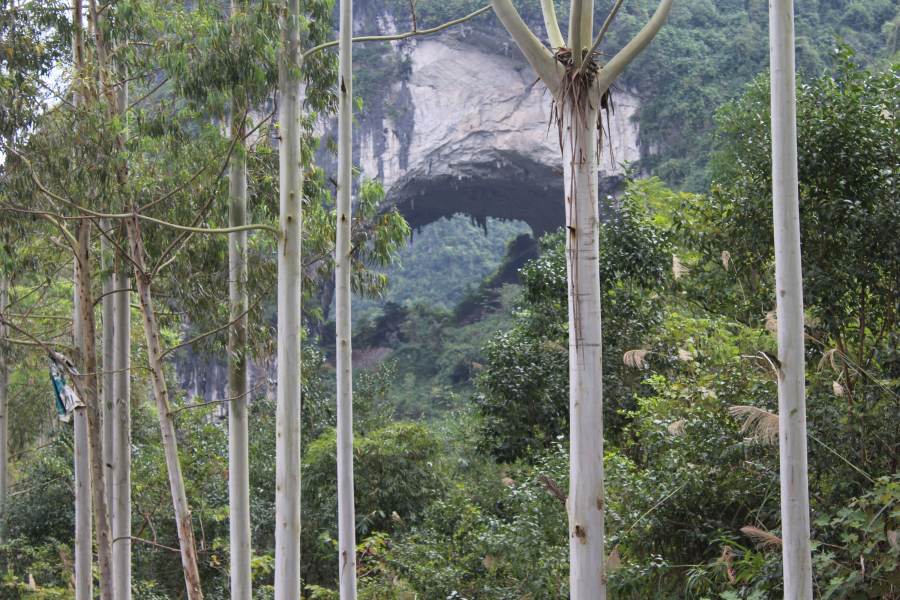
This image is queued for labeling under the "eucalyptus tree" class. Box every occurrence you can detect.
[335,0,357,594]
[769,1,811,596]
[486,0,673,595]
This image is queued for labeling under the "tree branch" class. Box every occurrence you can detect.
[157,283,273,360]
[490,0,561,88]
[540,0,565,50]
[167,383,267,417]
[302,6,492,59]
[598,0,674,90]
[582,0,624,75]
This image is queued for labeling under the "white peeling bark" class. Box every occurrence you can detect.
[336,0,358,595]
[76,223,113,600]
[770,1,812,598]
[112,270,132,600]
[73,255,92,600]
[228,90,252,600]
[275,1,304,596]
[562,94,605,600]
[0,270,7,544]
[112,54,132,600]
[124,217,204,600]
[101,223,115,529]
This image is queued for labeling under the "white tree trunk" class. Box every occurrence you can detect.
[336,0,358,594]
[75,223,114,600]
[0,271,8,544]
[101,222,115,533]
[125,217,204,600]
[562,96,606,600]
[770,1,812,598]
[73,256,93,600]
[112,270,132,600]
[228,91,252,600]
[275,3,304,596]
[112,54,132,600]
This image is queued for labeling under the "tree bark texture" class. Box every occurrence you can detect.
[770,0,813,598]
[275,2,304,594]
[112,270,132,600]
[336,0,358,594]
[73,253,92,600]
[228,90,252,600]
[124,216,204,600]
[75,223,114,600]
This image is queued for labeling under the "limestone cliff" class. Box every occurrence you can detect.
[317,4,644,234]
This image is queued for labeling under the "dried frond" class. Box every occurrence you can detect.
[668,420,687,436]
[538,474,567,506]
[484,555,500,570]
[729,405,780,445]
[740,526,782,550]
[832,381,845,397]
[623,349,650,369]
[541,340,568,354]
[887,530,900,551]
[818,348,839,373]
[765,311,778,335]
[605,545,621,572]
[677,348,693,362]
[673,255,689,280]
[501,477,515,486]
[391,511,405,527]
[722,251,731,270]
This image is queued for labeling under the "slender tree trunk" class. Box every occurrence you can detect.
[562,95,605,599]
[0,270,8,543]
[112,267,132,600]
[770,1,812,598]
[112,55,132,600]
[124,216,204,600]
[228,88,252,600]
[73,251,93,600]
[336,0,358,594]
[275,2,304,595]
[101,222,115,534]
[75,222,114,600]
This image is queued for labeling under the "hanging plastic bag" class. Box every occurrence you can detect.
[49,351,84,423]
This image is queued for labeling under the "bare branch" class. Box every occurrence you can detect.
[582,0,624,75]
[167,383,267,417]
[490,0,562,87]
[598,0,674,90]
[540,0,565,49]
[302,6,492,59]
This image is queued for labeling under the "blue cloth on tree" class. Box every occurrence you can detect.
[49,352,84,423]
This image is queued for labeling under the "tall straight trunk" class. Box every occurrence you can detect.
[0,270,8,543]
[275,1,304,595]
[486,1,672,598]
[770,1,812,598]
[101,222,115,529]
[228,90,252,600]
[73,252,93,600]
[124,216,204,600]
[112,56,132,600]
[75,222,114,600]
[562,96,605,599]
[112,269,132,600]
[336,0,357,595]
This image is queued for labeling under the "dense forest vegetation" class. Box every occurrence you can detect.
[2,0,900,598]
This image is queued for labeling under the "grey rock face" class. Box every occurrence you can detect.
[319,7,643,235]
